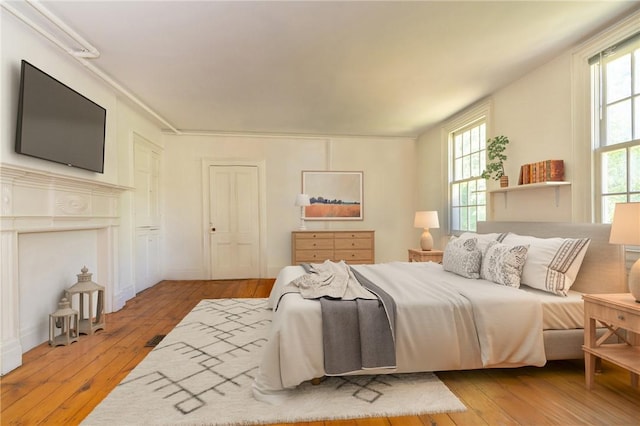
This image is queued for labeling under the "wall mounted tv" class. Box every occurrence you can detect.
[15,60,106,173]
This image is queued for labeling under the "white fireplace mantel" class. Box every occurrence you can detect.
[0,163,130,374]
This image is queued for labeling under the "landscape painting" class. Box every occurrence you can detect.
[302,171,363,220]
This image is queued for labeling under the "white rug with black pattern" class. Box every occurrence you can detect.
[83,298,465,425]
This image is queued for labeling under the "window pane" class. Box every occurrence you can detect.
[636,50,640,95]
[468,206,477,231]
[635,97,640,140]
[460,207,468,231]
[631,145,640,192]
[602,148,627,193]
[471,127,479,152]
[477,205,486,222]
[451,207,460,230]
[460,182,468,206]
[455,158,462,180]
[631,194,640,202]
[471,152,480,176]
[454,135,462,158]
[606,100,632,145]
[469,180,477,205]
[606,53,631,103]
[476,186,486,205]
[452,183,460,205]
[479,124,486,149]
[462,155,471,179]
[462,131,470,156]
[602,195,628,223]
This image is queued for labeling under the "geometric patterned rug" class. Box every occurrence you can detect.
[82,298,465,425]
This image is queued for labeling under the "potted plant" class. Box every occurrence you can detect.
[481,135,510,187]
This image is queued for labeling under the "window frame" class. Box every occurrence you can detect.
[443,99,492,235]
[591,33,640,223]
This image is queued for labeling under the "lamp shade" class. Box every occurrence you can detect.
[414,211,439,229]
[295,194,311,207]
[609,202,640,245]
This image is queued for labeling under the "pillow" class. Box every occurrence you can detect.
[442,237,482,279]
[458,232,508,253]
[502,233,591,296]
[480,240,529,288]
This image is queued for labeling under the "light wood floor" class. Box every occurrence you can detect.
[2,279,640,425]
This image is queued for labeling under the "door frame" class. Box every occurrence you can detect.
[201,159,267,279]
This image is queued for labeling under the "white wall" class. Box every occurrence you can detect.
[417,52,578,234]
[162,133,418,278]
[0,8,163,373]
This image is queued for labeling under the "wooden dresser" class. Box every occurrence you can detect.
[291,230,375,264]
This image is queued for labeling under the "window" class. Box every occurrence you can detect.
[450,121,487,233]
[591,33,640,223]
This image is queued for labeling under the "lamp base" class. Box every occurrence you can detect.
[420,229,433,251]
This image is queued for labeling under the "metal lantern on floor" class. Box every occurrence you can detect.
[66,266,105,335]
[49,297,79,346]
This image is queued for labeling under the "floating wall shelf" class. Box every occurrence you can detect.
[489,181,571,208]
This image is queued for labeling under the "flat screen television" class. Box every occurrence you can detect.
[15,60,106,173]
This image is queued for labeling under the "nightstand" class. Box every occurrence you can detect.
[582,293,640,390]
[408,248,443,263]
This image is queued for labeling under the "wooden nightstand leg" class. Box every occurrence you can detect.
[585,353,596,389]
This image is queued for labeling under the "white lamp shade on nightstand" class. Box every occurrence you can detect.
[414,211,439,251]
[610,202,640,302]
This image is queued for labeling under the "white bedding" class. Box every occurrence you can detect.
[519,285,584,330]
[254,261,546,403]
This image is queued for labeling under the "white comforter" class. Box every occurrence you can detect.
[253,261,546,404]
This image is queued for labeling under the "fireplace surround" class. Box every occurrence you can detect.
[0,164,128,374]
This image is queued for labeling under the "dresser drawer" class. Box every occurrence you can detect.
[295,232,334,240]
[296,239,334,250]
[295,250,334,263]
[334,250,374,263]
[334,238,372,250]
[334,231,372,239]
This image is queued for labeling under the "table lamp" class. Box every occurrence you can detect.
[609,202,640,302]
[414,211,439,251]
[295,194,311,230]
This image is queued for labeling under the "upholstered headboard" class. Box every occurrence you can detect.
[477,221,626,294]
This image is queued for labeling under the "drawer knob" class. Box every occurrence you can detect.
[617,314,625,320]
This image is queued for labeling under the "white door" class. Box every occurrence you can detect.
[209,165,260,279]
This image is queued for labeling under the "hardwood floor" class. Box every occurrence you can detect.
[2,279,639,425]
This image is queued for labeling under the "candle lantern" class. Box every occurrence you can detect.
[66,266,105,335]
[49,297,79,346]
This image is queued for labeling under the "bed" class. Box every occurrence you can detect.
[252,222,626,404]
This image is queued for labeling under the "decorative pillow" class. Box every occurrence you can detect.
[480,240,529,288]
[442,237,482,279]
[502,233,591,296]
[459,232,508,253]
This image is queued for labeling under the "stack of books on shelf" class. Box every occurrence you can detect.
[518,160,564,185]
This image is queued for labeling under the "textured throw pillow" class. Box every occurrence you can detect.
[480,240,529,288]
[459,232,508,253]
[442,237,482,279]
[502,233,591,296]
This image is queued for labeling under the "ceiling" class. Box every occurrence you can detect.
[9,1,640,137]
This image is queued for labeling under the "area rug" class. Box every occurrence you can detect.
[83,298,465,425]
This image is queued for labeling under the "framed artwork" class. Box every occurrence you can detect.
[302,171,363,220]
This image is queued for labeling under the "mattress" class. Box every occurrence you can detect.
[519,285,584,330]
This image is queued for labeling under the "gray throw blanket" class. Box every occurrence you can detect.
[294,262,397,375]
